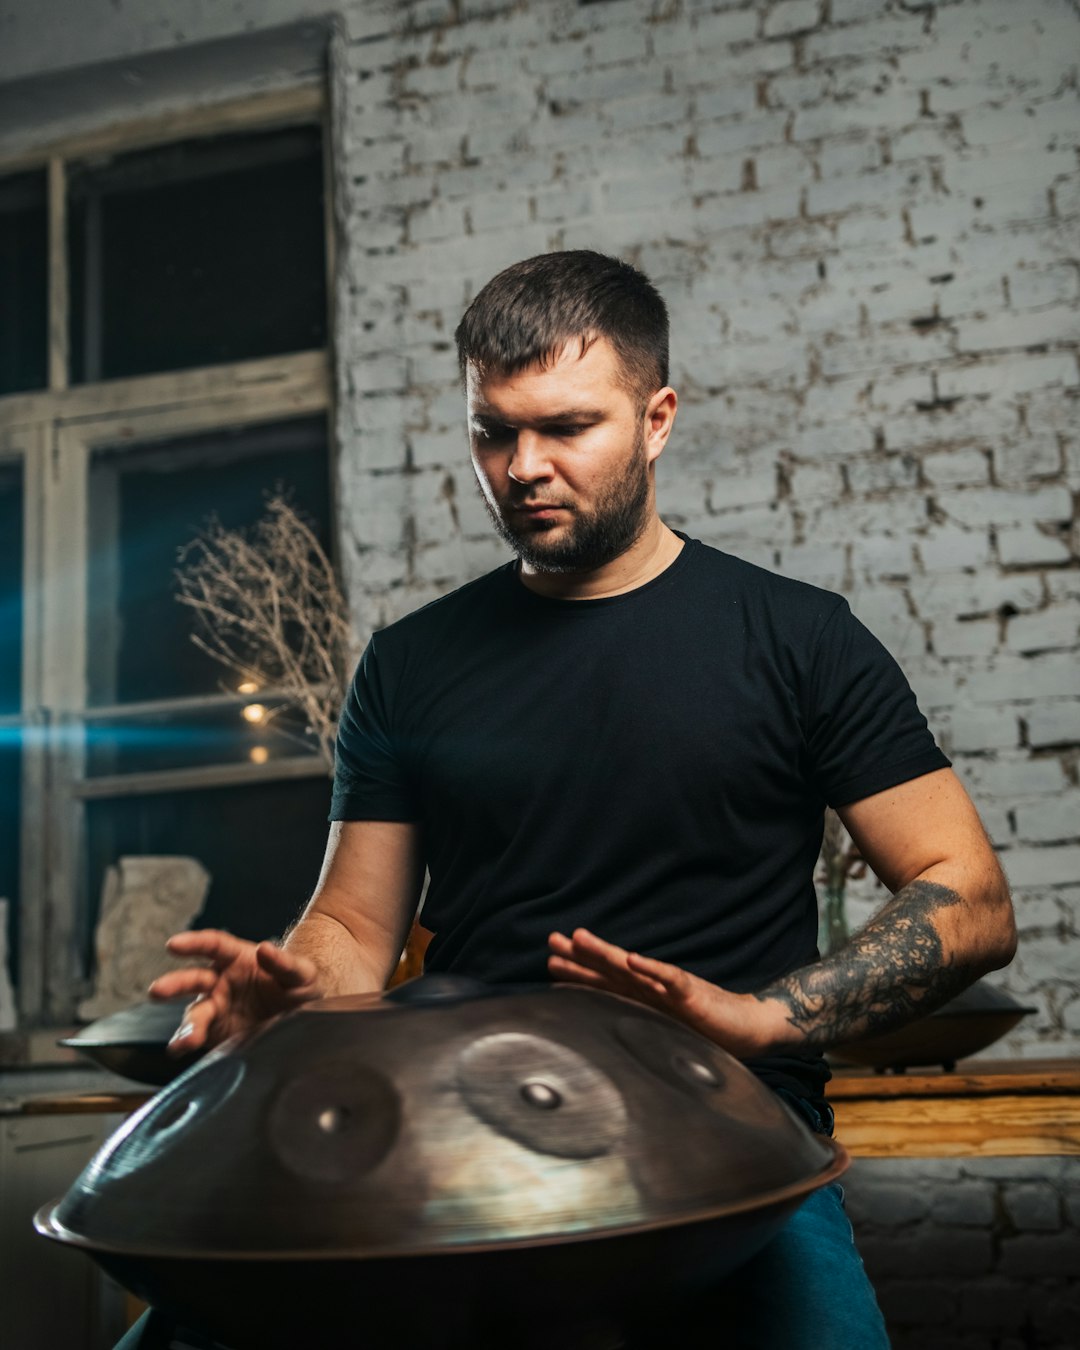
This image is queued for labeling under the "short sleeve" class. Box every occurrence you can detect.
[329,637,418,822]
[804,602,950,808]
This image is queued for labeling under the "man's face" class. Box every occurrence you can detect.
[466,338,657,574]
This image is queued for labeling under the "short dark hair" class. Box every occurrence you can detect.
[454,250,669,408]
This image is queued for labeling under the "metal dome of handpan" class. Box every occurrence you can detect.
[37,977,847,1350]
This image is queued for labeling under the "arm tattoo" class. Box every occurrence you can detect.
[754,879,977,1049]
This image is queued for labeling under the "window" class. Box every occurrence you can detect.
[84,776,334,950]
[86,417,331,709]
[0,171,48,396]
[0,87,336,1024]
[78,414,334,966]
[68,126,327,383]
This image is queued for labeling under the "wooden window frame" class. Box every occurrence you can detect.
[0,83,338,1026]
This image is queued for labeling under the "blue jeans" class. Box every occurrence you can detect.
[657,1181,891,1349]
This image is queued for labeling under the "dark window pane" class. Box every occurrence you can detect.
[87,416,331,706]
[0,463,23,714]
[85,700,318,778]
[84,775,332,959]
[0,170,47,396]
[0,465,22,991]
[0,736,19,988]
[68,126,327,383]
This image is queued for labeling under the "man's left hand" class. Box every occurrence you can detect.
[547,928,785,1059]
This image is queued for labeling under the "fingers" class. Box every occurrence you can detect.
[546,954,610,988]
[561,928,653,985]
[255,941,319,990]
[165,929,251,965]
[626,950,688,994]
[566,927,628,964]
[148,967,218,1001]
[548,930,669,998]
[551,928,751,1055]
[164,931,319,993]
[548,927,629,968]
[167,994,220,1056]
[548,955,668,998]
[551,930,687,992]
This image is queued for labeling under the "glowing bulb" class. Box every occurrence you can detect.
[238,680,259,694]
[249,746,269,765]
[242,703,267,724]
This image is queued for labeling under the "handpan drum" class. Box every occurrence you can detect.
[37,977,847,1349]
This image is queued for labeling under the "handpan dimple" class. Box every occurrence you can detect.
[613,1016,729,1098]
[268,1061,401,1184]
[456,1032,627,1158]
[613,1015,793,1128]
[105,1056,246,1175]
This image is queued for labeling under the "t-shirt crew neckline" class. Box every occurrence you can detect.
[508,531,697,609]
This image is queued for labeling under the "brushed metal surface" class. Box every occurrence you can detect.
[37,979,847,1348]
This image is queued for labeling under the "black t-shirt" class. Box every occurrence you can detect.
[331,537,949,1118]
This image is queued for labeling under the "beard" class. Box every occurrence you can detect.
[478,427,652,574]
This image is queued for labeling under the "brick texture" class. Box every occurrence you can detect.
[846,1156,1080,1350]
[324,0,1080,1071]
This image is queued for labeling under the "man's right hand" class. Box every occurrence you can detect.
[149,929,324,1056]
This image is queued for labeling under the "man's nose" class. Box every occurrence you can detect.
[507,430,553,484]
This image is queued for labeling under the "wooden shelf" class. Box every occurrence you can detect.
[19,1092,150,1116]
[828,1058,1080,1157]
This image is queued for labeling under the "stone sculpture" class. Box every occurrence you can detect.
[78,857,211,1021]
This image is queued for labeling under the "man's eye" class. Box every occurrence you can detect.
[474,424,513,442]
[548,424,587,437]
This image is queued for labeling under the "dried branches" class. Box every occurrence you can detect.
[174,495,359,769]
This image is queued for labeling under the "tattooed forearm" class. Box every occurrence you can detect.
[754,879,978,1049]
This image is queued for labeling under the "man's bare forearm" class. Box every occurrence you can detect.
[281,907,395,997]
[754,877,1012,1051]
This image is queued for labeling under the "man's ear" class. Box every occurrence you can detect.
[644,386,678,464]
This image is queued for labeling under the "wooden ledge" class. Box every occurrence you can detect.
[828,1059,1080,1157]
[18,1092,151,1115]
[828,1057,1080,1099]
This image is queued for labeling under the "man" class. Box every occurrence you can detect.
[151,250,1016,1347]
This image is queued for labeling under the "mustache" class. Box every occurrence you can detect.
[507,494,573,510]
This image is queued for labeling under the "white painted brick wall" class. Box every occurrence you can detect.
[1027,701,1080,748]
[323,0,1080,1089]
[763,0,820,40]
[334,0,1080,1150]
[847,1157,1080,1349]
